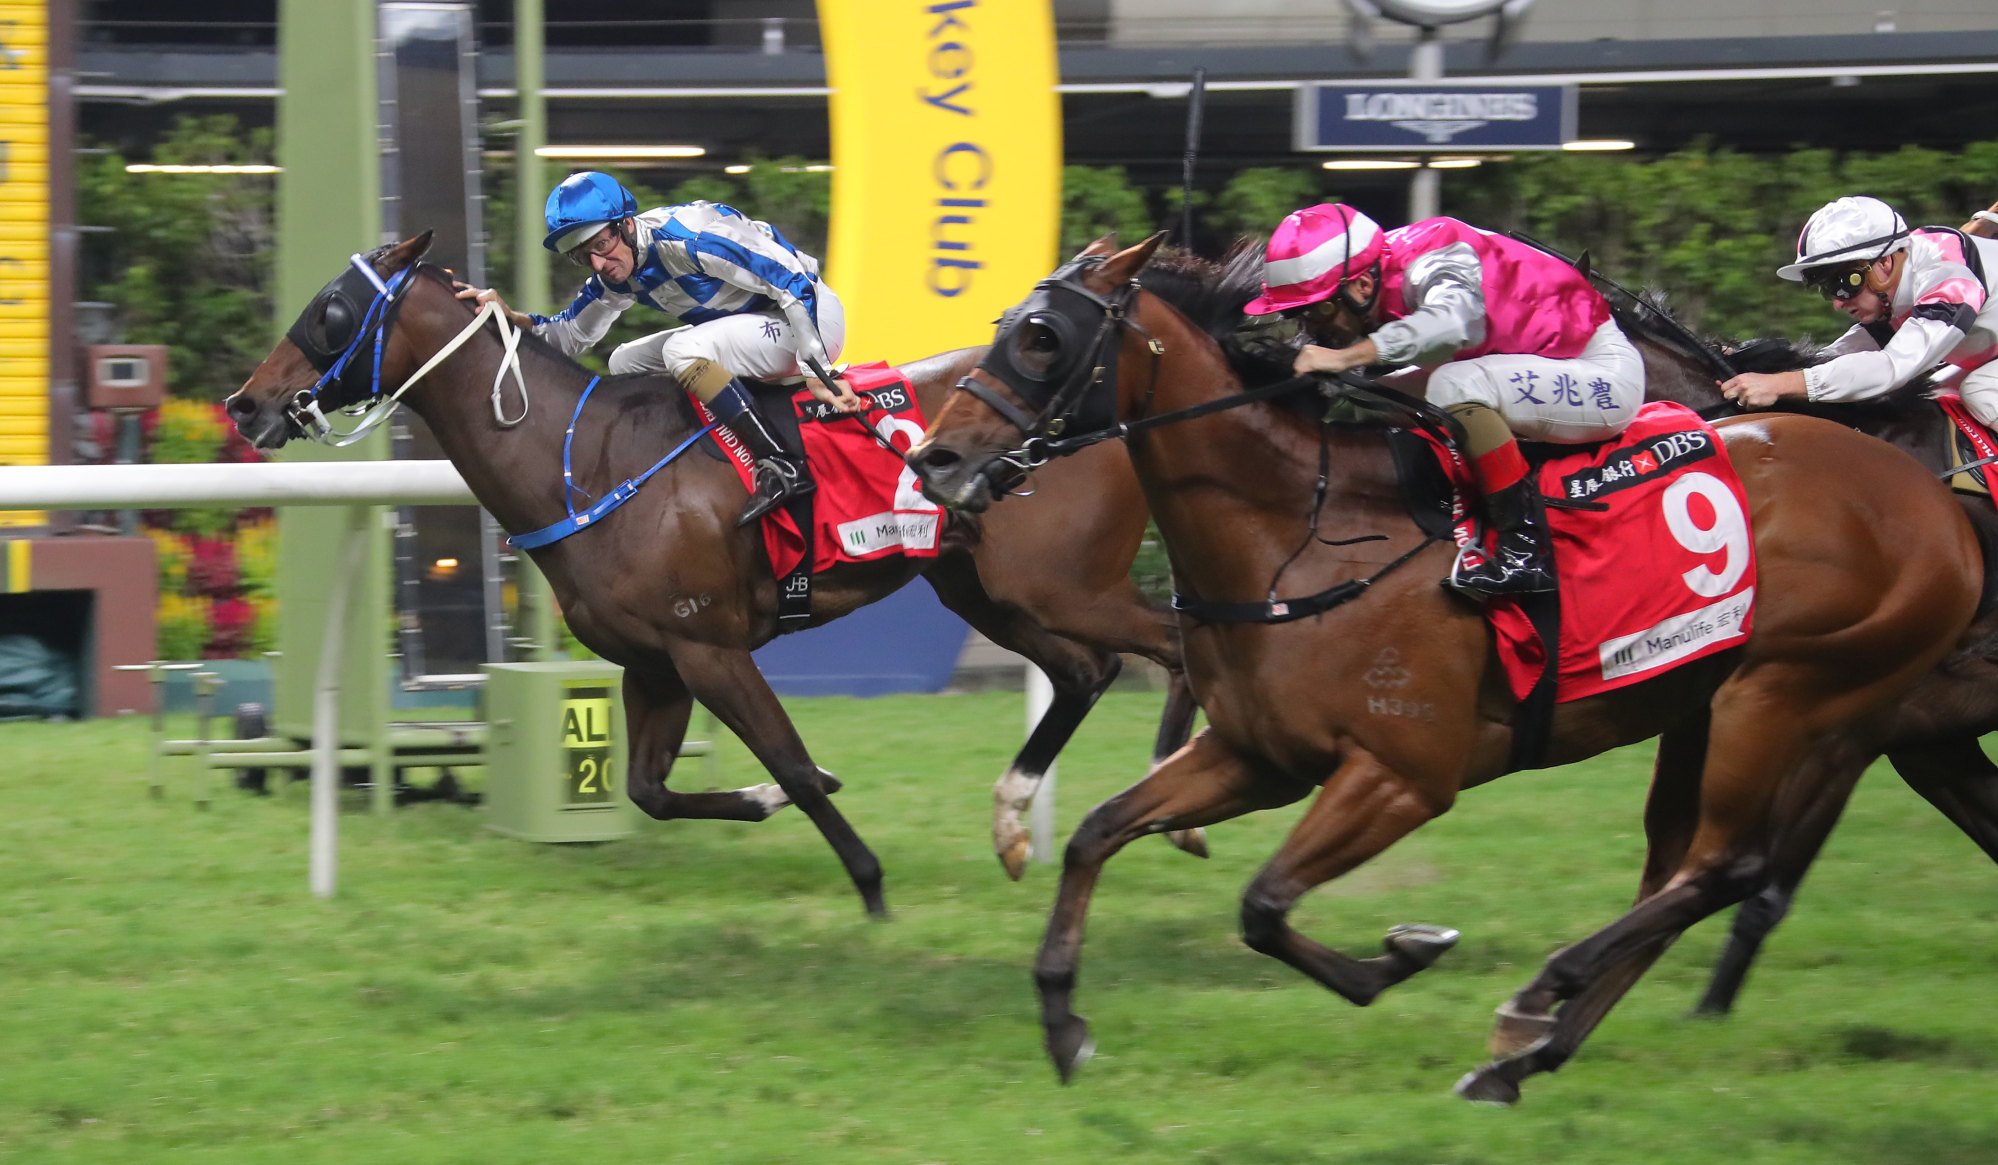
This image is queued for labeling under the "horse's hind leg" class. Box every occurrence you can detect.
[1459,723,1874,1105]
[1694,735,1998,1016]
[1036,730,1307,1082]
[670,642,887,918]
[622,664,792,822]
[1237,747,1459,1005]
[925,557,1159,879]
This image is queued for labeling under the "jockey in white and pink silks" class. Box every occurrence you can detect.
[1239,202,1644,598]
[1719,195,1998,427]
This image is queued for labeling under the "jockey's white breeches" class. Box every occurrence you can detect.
[1423,318,1645,444]
[607,285,847,388]
[1955,361,1998,431]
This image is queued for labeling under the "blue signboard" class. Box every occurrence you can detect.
[1295,83,1575,152]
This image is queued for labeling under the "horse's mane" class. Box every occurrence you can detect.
[1136,241,1267,340]
[1621,287,1941,424]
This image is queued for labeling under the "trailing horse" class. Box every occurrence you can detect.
[907,233,1983,1102]
[224,231,1203,915]
[1618,306,1998,1014]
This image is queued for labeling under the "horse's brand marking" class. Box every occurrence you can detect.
[1363,648,1411,690]
[671,593,714,619]
[1367,696,1437,721]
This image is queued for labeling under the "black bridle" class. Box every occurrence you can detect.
[964,259,1465,624]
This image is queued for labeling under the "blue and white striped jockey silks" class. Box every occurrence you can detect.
[531,201,826,352]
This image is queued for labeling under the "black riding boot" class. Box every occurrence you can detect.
[711,381,813,527]
[1448,479,1556,599]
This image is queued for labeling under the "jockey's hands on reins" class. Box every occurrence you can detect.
[1294,338,1379,377]
[1718,370,1805,409]
[452,281,532,331]
[805,368,865,413]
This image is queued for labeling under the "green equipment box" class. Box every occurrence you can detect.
[482,661,640,842]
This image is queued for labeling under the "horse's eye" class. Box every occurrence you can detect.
[1013,322,1060,377]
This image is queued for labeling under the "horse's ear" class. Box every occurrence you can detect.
[1074,233,1119,261]
[1574,249,1592,279]
[383,230,435,273]
[1101,230,1170,283]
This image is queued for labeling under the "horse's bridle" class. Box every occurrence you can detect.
[957,256,1164,470]
[278,254,529,447]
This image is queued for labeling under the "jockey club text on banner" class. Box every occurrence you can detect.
[1294,83,1576,152]
[818,0,1062,361]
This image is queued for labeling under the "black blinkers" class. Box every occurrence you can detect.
[968,259,1142,441]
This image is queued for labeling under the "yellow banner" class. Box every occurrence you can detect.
[0,0,49,525]
[818,0,1061,365]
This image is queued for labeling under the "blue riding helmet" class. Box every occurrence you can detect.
[542,171,639,254]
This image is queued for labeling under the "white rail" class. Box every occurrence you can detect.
[0,460,475,508]
[0,459,480,898]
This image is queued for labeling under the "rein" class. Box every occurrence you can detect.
[972,263,1461,623]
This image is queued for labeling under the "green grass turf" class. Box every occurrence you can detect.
[2,692,1995,1163]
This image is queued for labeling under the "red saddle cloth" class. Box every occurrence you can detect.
[692,361,945,578]
[1935,392,1998,496]
[1470,402,1759,702]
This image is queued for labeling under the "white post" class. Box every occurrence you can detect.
[1408,26,1444,222]
[1026,665,1057,863]
[309,506,370,898]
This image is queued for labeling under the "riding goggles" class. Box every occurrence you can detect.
[564,225,621,269]
[1804,263,1870,302]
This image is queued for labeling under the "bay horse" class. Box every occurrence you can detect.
[223,231,1202,916]
[1623,314,1998,1015]
[905,233,1984,1102]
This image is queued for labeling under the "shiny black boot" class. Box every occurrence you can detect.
[1448,479,1556,599]
[711,381,813,527]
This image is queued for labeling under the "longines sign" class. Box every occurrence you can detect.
[1295,82,1575,151]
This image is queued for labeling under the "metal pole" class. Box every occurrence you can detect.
[1180,67,1207,253]
[513,0,558,660]
[1408,27,1444,222]
[310,506,369,898]
[1027,666,1057,863]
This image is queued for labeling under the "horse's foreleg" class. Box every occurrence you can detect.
[1036,730,1306,1083]
[1238,747,1457,1006]
[671,642,886,918]
[924,559,1137,880]
[1891,735,1998,862]
[1152,669,1209,860]
[621,665,790,822]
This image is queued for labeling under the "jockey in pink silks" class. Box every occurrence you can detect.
[1719,195,1998,427]
[1239,202,1644,598]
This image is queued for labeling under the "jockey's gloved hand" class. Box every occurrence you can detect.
[452,282,531,331]
[1225,313,1305,380]
[803,356,865,414]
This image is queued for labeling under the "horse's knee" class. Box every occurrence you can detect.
[1239,885,1291,956]
[1733,883,1793,934]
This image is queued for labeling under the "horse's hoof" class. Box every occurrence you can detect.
[1164,827,1210,859]
[1046,1016,1096,1084]
[1489,1001,1556,1058]
[996,839,1030,882]
[861,890,890,920]
[1453,1064,1522,1106]
[814,766,843,795]
[1385,922,1459,969]
[746,783,792,819]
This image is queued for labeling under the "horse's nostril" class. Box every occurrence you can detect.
[225,395,256,420]
[915,446,961,472]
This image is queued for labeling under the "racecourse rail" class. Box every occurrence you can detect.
[0,460,476,898]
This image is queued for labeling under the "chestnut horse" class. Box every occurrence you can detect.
[906,233,1983,1102]
[1625,317,1998,1014]
[223,232,1201,916]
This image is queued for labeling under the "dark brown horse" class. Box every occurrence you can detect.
[906,233,1983,1102]
[223,232,1203,915]
[1626,317,1998,1014]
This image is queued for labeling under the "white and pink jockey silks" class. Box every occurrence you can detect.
[1372,217,1611,365]
[1803,227,1998,423]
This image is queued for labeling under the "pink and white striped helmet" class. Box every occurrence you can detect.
[1243,203,1387,316]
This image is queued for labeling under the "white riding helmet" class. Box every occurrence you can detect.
[1776,195,1910,282]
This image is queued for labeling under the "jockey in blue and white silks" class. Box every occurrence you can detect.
[456,171,857,526]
